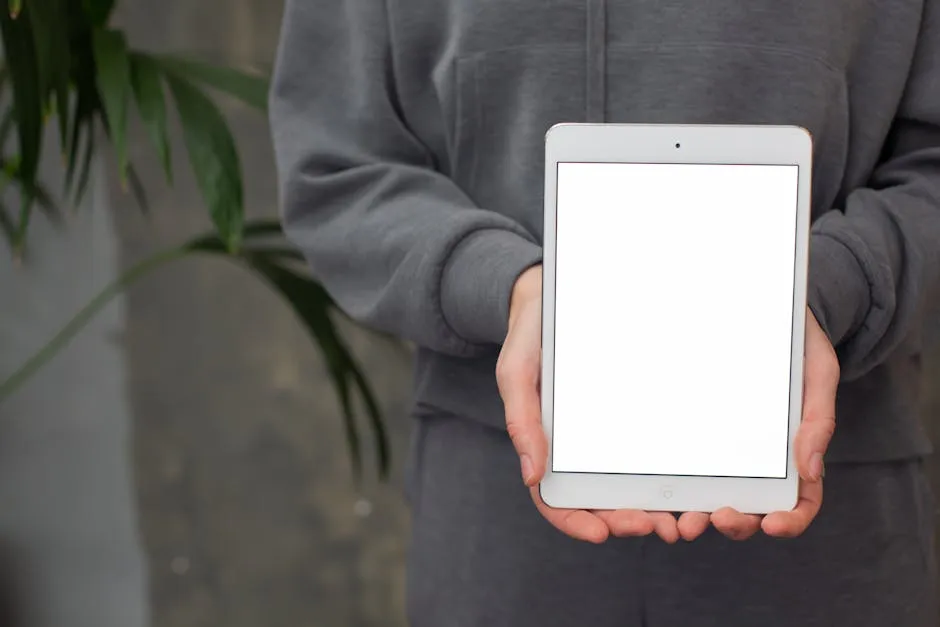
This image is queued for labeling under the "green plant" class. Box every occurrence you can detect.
[0,0,389,479]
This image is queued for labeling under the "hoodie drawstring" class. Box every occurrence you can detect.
[585,0,607,122]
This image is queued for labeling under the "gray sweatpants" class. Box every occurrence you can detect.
[406,413,938,627]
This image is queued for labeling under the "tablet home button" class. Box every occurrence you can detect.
[661,487,674,499]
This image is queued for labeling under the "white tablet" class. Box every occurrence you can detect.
[540,124,812,515]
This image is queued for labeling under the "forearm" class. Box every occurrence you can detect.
[270,0,542,357]
[277,161,543,355]
[808,129,940,380]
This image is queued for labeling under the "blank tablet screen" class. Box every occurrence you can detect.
[550,162,799,479]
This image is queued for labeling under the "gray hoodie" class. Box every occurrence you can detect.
[270,0,940,463]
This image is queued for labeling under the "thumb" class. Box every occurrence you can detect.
[796,314,839,482]
[497,313,546,487]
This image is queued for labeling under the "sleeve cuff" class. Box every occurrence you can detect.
[440,229,543,345]
[807,230,871,347]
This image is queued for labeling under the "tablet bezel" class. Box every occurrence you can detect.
[539,123,811,514]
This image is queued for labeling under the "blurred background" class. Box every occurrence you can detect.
[0,1,938,627]
[112,3,412,625]
[1,1,411,626]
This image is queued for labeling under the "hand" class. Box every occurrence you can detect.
[677,308,840,541]
[496,265,681,544]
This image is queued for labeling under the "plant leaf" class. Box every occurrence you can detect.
[166,73,243,251]
[0,155,60,227]
[54,84,70,153]
[92,28,131,180]
[0,198,14,250]
[65,1,101,196]
[130,53,171,183]
[242,218,285,239]
[74,123,95,206]
[247,255,388,479]
[48,0,72,150]
[65,88,95,197]
[16,186,33,249]
[26,0,71,147]
[125,162,149,213]
[159,55,269,111]
[346,355,389,478]
[82,0,116,27]
[182,230,390,479]
[0,3,44,249]
[0,243,191,402]
[64,99,83,192]
[241,256,368,479]
[185,219,296,259]
[0,107,14,148]
[32,182,59,223]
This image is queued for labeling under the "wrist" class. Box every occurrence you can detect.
[509,264,542,329]
[440,231,543,345]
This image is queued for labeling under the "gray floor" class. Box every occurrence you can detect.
[109,1,940,626]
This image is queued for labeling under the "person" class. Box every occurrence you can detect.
[269,0,940,624]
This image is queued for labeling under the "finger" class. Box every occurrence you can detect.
[710,507,762,541]
[595,510,656,538]
[677,512,710,541]
[497,348,545,487]
[531,487,609,544]
[650,512,680,544]
[797,314,840,482]
[762,478,823,538]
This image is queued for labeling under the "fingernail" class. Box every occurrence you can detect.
[521,454,535,485]
[810,452,824,481]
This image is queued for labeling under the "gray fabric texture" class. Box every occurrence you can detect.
[405,413,937,627]
[271,0,940,464]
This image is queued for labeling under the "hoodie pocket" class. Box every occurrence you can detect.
[452,42,848,224]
